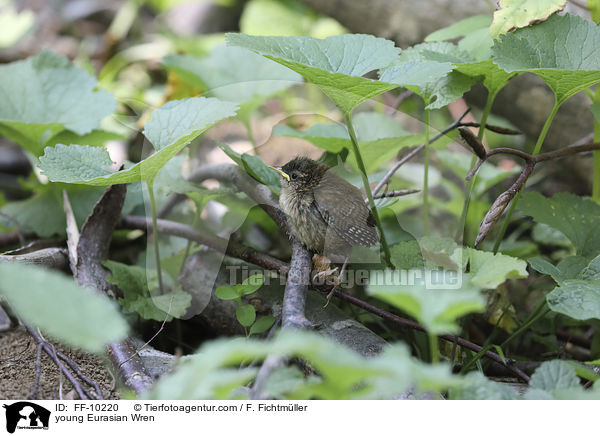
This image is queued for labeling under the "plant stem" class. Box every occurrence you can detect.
[429,333,439,363]
[423,109,431,235]
[492,101,560,253]
[344,114,392,266]
[500,301,551,349]
[593,87,600,203]
[147,181,164,293]
[455,94,495,243]
[244,118,258,155]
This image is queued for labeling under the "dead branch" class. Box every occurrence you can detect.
[458,128,600,246]
[75,184,153,395]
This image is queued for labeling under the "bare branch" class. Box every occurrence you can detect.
[282,240,313,329]
[75,185,154,395]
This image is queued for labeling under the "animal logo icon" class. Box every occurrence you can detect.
[3,402,51,433]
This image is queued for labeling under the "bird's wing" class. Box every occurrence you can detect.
[313,170,379,247]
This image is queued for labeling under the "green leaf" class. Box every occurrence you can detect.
[45,129,126,148]
[463,247,528,288]
[249,315,276,335]
[367,272,485,335]
[162,45,302,105]
[456,60,518,98]
[427,15,494,61]
[581,255,600,281]
[215,285,240,301]
[239,274,265,296]
[529,255,588,283]
[546,279,600,320]
[104,260,191,321]
[493,14,600,105]
[426,15,492,42]
[274,112,424,172]
[226,33,399,114]
[531,222,571,247]
[241,154,281,193]
[529,360,580,391]
[38,97,239,185]
[0,51,116,155]
[449,372,520,399]
[239,0,346,37]
[490,0,566,38]
[390,240,424,269]
[591,0,600,24]
[236,304,256,327]
[0,3,35,49]
[0,263,128,352]
[519,192,600,258]
[380,42,476,109]
[0,185,105,238]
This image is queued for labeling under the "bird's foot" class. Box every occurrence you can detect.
[311,254,339,283]
[323,257,349,308]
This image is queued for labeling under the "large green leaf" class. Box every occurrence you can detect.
[367,272,485,335]
[274,112,424,172]
[456,60,518,99]
[425,18,517,97]
[0,263,128,352]
[449,372,520,399]
[162,45,302,105]
[38,97,238,185]
[463,247,528,288]
[546,279,600,320]
[379,42,476,109]
[527,360,581,396]
[493,14,600,105]
[519,192,600,258]
[490,0,566,38]
[0,185,105,238]
[226,33,399,114]
[0,51,116,155]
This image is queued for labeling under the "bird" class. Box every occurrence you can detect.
[270,157,380,301]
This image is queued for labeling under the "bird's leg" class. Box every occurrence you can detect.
[311,254,338,282]
[324,257,349,307]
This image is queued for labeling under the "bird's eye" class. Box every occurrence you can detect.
[291,172,298,180]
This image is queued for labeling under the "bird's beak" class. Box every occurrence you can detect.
[268,165,290,182]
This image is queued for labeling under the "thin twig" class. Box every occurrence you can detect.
[371,189,420,201]
[55,349,104,399]
[118,296,174,369]
[329,290,531,383]
[30,343,43,400]
[25,324,99,399]
[373,108,471,195]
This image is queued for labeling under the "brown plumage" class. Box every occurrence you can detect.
[275,157,379,262]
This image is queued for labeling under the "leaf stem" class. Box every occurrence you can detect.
[492,101,560,253]
[147,181,164,293]
[593,87,600,203]
[423,108,431,235]
[455,94,495,243]
[429,333,439,363]
[343,114,392,266]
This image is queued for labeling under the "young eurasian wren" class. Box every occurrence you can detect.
[272,157,379,262]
